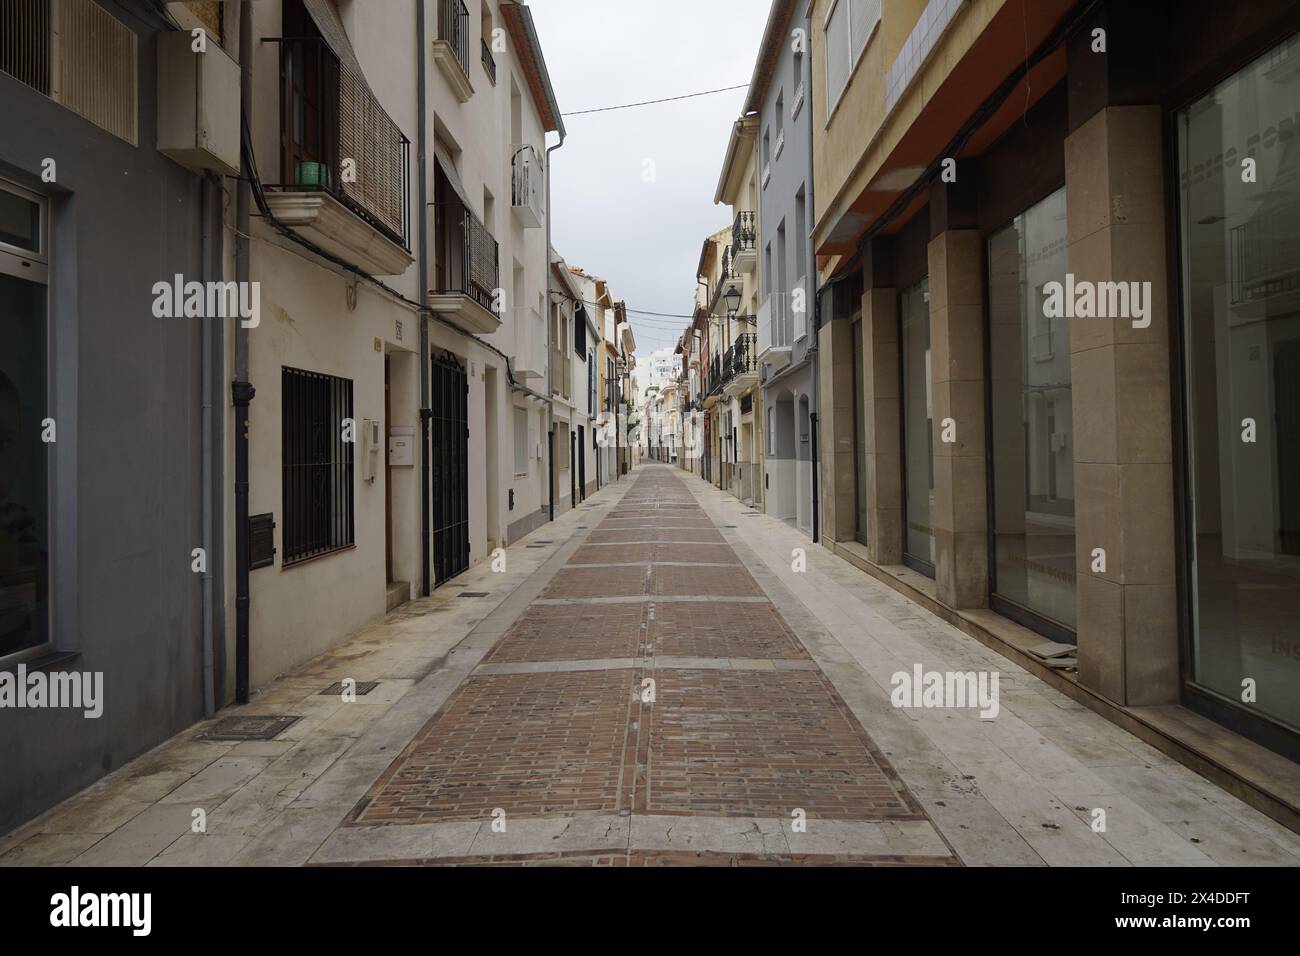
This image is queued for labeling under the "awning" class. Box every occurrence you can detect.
[433,143,473,210]
[302,0,365,78]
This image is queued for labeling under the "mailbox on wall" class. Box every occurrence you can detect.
[389,427,415,467]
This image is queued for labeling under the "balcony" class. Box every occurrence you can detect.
[511,145,544,228]
[792,275,810,341]
[757,292,792,370]
[732,211,757,274]
[708,245,740,314]
[1231,194,1300,307]
[267,38,413,277]
[723,331,759,398]
[432,0,474,102]
[512,307,547,382]
[481,38,497,85]
[429,205,501,334]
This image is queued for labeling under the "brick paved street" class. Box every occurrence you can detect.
[4,465,1299,867]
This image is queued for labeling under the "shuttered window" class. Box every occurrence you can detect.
[2,0,138,145]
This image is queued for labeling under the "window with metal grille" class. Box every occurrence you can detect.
[282,367,354,566]
[1,0,51,94]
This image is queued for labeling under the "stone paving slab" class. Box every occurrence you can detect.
[348,669,640,825]
[484,602,647,663]
[650,600,810,660]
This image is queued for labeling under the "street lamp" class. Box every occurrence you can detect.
[724,283,742,318]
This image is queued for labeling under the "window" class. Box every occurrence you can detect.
[0,181,50,664]
[987,187,1074,632]
[514,407,529,477]
[775,90,785,136]
[824,0,881,117]
[1178,32,1300,734]
[279,0,409,247]
[1,0,138,144]
[281,367,354,566]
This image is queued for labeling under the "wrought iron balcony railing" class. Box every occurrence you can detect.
[733,211,756,253]
[481,37,496,84]
[433,206,499,314]
[724,332,758,382]
[439,0,471,77]
[511,144,544,226]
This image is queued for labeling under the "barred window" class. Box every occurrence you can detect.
[282,367,354,566]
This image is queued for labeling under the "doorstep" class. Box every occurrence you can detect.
[830,539,1300,835]
[385,581,410,614]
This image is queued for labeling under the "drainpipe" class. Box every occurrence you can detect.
[805,12,822,547]
[232,0,256,704]
[417,0,431,595]
[199,173,218,717]
[546,118,566,519]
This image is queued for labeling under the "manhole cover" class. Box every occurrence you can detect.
[197,715,301,741]
[319,681,379,697]
[459,592,491,599]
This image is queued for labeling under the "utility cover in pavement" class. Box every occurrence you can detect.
[197,715,302,741]
[459,592,491,598]
[320,681,379,697]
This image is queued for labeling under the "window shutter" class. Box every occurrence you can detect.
[55,0,139,145]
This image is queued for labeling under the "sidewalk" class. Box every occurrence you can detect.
[2,465,1298,866]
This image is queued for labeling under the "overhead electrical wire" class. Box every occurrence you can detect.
[562,83,749,116]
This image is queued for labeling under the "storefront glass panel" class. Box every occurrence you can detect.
[987,187,1076,632]
[901,277,934,572]
[1178,32,1300,732]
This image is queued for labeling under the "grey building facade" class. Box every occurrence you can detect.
[1,0,216,834]
[752,0,818,537]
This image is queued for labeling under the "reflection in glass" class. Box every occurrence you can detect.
[1179,32,1300,732]
[901,277,934,571]
[988,187,1076,631]
[853,317,869,546]
[0,272,49,659]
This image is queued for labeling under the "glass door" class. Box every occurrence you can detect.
[987,186,1076,637]
[901,277,934,575]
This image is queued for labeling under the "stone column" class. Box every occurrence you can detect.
[859,286,903,565]
[1066,105,1178,706]
[818,311,857,547]
[928,229,989,609]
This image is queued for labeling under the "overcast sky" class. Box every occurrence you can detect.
[529,0,771,358]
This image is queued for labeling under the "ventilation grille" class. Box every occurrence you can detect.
[55,0,138,145]
[0,0,52,94]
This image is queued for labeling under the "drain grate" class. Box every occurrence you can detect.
[319,681,379,697]
[526,544,547,549]
[459,592,491,599]
[197,715,301,741]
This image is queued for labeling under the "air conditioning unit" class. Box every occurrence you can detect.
[156,31,240,176]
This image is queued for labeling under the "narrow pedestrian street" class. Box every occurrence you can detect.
[3,464,1296,868]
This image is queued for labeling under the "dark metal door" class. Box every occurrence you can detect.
[1277,341,1300,556]
[578,426,586,501]
[431,351,469,584]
